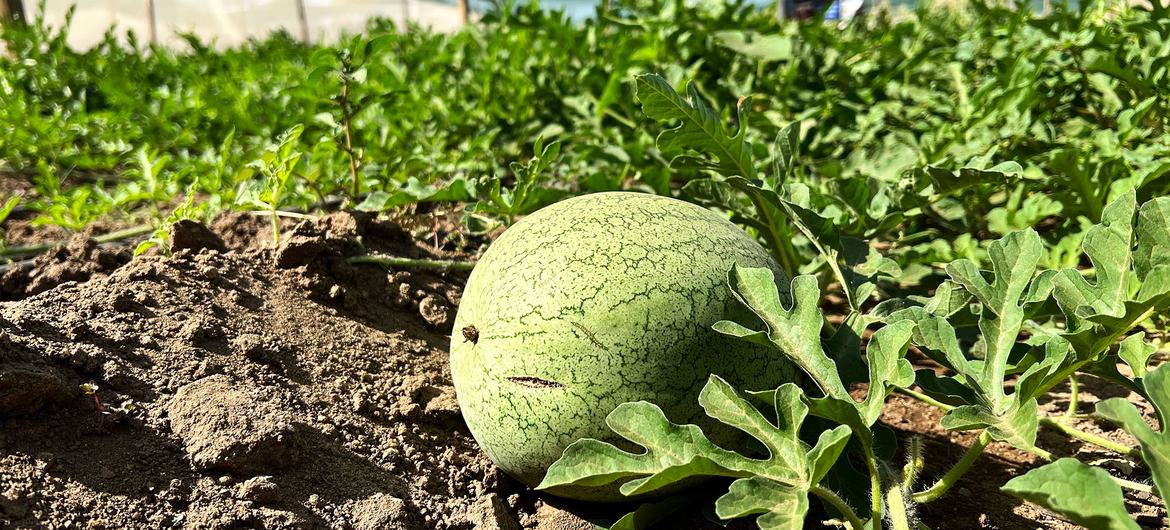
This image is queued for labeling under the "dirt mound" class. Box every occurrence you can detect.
[0,233,132,301]
[0,211,300,303]
[0,213,530,529]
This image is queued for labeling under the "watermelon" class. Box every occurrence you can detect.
[449,192,797,500]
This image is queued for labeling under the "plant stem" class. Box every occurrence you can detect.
[270,206,281,248]
[903,436,924,491]
[0,224,156,259]
[886,483,913,530]
[898,386,1144,460]
[1027,443,1154,494]
[339,73,360,202]
[745,192,798,277]
[1112,476,1154,494]
[243,210,318,220]
[810,485,865,530]
[1038,417,1141,459]
[348,254,476,271]
[1062,375,1079,422]
[912,431,991,504]
[863,443,884,527]
[895,387,955,412]
[779,200,855,310]
[1021,444,1055,461]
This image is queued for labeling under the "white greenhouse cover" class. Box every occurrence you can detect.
[29,0,465,49]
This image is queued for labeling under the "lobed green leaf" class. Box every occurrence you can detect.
[1002,458,1140,530]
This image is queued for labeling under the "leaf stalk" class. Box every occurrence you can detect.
[912,431,991,504]
[1038,417,1141,459]
[902,436,924,491]
[863,443,885,526]
[1062,375,1080,422]
[810,485,866,530]
[348,254,476,271]
[886,482,914,530]
[895,387,956,412]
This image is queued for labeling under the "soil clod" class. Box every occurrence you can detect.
[0,233,130,300]
[167,375,304,474]
[170,219,228,254]
[276,222,331,269]
[467,493,521,530]
[420,294,453,328]
[238,475,281,503]
[349,493,422,530]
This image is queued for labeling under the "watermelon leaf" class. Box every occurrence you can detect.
[719,266,913,464]
[1056,195,1170,361]
[946,228,1044,412]
[634,73,755,180]
[922,161,1024,196]
[1117,333,1156,379]
[770,122,800,185]
[538,377,854,527]
[892,227,1048,451]
[881,306,974,377]
[1002,458,1140,530]
[1096,363,1170,508]
[719,266,849,400]
[856,321,916,425]
[714,477,808,530]
[1049,191,1135,333]
[1134,197,1170,280]
[940,399,1040,449]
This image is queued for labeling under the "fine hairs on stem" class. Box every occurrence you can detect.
[902,436,924,491]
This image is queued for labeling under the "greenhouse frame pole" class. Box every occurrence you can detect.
[295,0,309,43]
[146,0,157,44]
[1,0,26,22]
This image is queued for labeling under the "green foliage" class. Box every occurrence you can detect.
[239,125,305,245]
[634,74,754,180]
[1117,332,1157,379]
[1002,458,1140,530]
[1097,363,1170,507]
[538,376,852,529]
[542,177,1170,529]
[4,0,1170,261]
[466,137,567,227]
[134,183,209,256]
[938,229,1046,446]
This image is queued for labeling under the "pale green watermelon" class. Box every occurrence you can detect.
[449,192,797,500]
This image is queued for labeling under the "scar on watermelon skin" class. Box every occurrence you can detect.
[506,376,565,389]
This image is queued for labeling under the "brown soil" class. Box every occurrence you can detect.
[0,234,132,301]
[0,172,34,204]
[0,213,1165,530]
